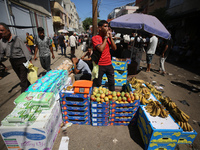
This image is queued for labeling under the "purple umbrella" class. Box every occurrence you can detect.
[110,13,171,39]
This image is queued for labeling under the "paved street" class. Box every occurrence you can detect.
[0,44,199,150]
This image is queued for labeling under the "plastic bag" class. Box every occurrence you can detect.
[27,63,38,84]
[91,61,99,80]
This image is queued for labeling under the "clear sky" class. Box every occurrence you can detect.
[71,0,135,21]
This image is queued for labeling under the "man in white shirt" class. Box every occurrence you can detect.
[69,32,76,58]
[145,34,158,72]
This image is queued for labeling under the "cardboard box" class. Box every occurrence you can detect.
[112,58,128,71]
[178,130,197,144]
[0,101,62,150]
[137,106,182,150]
[115,79,126,86]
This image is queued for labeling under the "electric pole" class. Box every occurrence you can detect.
[92,0,98,36]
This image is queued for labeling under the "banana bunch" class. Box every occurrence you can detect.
[140,95,149,105]
[142,87,151,99]
[145,100,169,118]
[171,107,190,122]
[129,77,144,89]
[160,96,177,110]
[145,82,162,100]
[178,121,193,131]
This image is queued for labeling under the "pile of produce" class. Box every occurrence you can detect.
[129,76,194,132]
[90,87,137,104]
[160,96,192,131]
[128,77,151,105]
[145,100,169,118]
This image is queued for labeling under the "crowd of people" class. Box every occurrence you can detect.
[2,20,199,93]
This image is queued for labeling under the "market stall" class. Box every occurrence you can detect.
[0,57,197,150]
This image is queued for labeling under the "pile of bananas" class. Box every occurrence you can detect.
[129,77,144,89]
[160,96,177,110]
[160,96,193,131]
[129,77,151,105]
[139,95,149,105]
[145,82,163,101]
[145,100,169,118]
[178,122,193,131]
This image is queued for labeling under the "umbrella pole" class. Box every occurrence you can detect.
[130,30,137,60]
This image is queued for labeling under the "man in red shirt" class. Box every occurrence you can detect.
[92,20,117,91]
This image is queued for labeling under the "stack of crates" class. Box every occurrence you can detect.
[91,101,109,126]
[59,87,92,125]
[102,58,129,86]
[109,99,140,126]
[137,105,183,150]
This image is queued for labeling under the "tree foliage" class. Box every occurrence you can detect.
[82,17,93,31]
[82,17,101,31]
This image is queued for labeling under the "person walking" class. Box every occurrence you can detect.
[69,32,77,58]
[145,34,158,72]
[52,34,58,52]
[58,32,66,56]
[34,27,55,72]
[0,23,32,92]
[92,20,117,91]
[159,38,173,75]
[26,32,35,54]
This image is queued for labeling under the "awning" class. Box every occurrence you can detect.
[18,0,51,16]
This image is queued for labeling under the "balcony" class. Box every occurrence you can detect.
[53,16,63,24]
[51,2,64,13]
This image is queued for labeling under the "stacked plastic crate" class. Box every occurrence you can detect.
[59,87,92,125]
[109,99,140,126]
[102,58,129,86]
[91,101,109,126]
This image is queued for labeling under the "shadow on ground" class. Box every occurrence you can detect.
[171,81,200,93]
[128,124,144,149]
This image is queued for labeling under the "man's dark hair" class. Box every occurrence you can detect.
[98,20,108,27]
[37,27,44,32]
[0,22,10,30]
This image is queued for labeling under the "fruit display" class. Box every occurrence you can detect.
[159,96,193,131]
[128,77,151,105]
[91,87,137,104]
[145,82,163,101]
[145,100,169,118]
[178,121,193,131]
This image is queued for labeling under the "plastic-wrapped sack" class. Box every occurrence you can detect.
[91,61,99,80]
[27,63,38,84]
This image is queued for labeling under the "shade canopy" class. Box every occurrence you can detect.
[58,29,69,33]
[110,13,171,39]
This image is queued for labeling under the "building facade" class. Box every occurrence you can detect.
[0,0,54,41]
[107,5,139,20]
[63,0,79,32]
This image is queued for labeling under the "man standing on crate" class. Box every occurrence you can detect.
[92,20,117,91]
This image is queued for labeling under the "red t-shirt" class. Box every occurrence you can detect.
[92,35,112,66]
